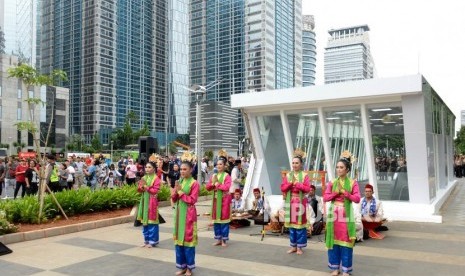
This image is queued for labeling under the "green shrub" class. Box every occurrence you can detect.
[199,184,213,196]
[0,217,18,235]
[157,185,171,201]
[1,185,140,224]
[0,209,18,234]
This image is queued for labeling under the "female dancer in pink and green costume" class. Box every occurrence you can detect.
[172,157,200,276]
[136,161,161,248]
[205,155,232,246]
[281,152,311,255]
[324,153,360,276]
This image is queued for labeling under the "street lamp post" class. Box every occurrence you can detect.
[187,78,223,184]
[110,140,113,162]
[193,90,203,183]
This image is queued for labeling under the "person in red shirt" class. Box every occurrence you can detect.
[14,158,29,199]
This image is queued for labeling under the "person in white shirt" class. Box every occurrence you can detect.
[229,159,242,194]
[65,159,76,190]
[230,188,251,227]
[108,164,122,187]
[360,184,384,222]
[231,189,244,213]
[359,183,387,240]
[201,158,208,184]
[74,157,85,188]
[105,172,116,189]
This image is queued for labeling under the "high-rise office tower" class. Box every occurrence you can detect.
[41,0,189,144]
[245,0,302,92]
[324,25,375,84]
[190,0,302,142]
[42,0,118,143]
[302,15,316,86]
[0,0,18,56]
[115,0,155,141]
[166,0,189,141]
[190,0,245,103]
[0,0,39,66]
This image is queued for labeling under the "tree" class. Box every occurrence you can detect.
[7,63,68,222]
[0,143,9,149]
[133,121,150,140]
[0,26,5,54]
[91,133,103,152]
[168,142,178,154]
[175,133,190,145]
[13,142,26,153]
[204,149,214,161]
[454,126,465,154]
[8,64,67,155]
[66,134,84,151]
[112,112,151,150]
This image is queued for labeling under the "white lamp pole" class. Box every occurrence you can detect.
[195,92,202,183]
[187,78,223,183]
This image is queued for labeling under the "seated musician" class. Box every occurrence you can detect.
[359,184,387,239]
[231,189,244,213]
[230,189,250,227]
[269,198,285,233]
[306,185,324,236]
[248,188,264,220]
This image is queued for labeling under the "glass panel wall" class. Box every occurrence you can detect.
[324,107,368,185]
[287,111,327,194]
[256,114,289,194]
[368,104,409,201]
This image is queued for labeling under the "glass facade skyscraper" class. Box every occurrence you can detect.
[41,0,189,144]
[302,15,316,86]
[191,0,302,142]
[0,0,18,56]
[0,0,38,66]
[41,0,83,136]
[244,0,302,92]
[116,0,154,132]
[324,25,375,84]
[167,0,189,138]
[204,0,245,103]
[275,0,301,89]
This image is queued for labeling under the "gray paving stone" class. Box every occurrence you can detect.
[58,237,134,253]
[3,180,465,276]
[0,260,43,276]
[358,235,465,256]
[52,253,244,276]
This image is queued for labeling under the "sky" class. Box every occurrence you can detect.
[302,0,465,132]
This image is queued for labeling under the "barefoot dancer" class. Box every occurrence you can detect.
[324,151,361,276]
[136,161,161,248]
[205,149,232,247]
[172,152,199,276]
[281,148,311,255]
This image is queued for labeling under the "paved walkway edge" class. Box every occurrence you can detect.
[0,196,212,245]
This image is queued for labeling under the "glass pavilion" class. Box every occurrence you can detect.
[232,75,456,222]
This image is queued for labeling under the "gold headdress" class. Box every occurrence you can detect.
[181,151,194,163]
[148,153,159,163]
[218,149,228,158]
[293,148,307,159]
[340,150,356,164]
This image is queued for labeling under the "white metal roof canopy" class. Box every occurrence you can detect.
[233,74,457,222]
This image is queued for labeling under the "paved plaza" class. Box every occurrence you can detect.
[1,180,465,276]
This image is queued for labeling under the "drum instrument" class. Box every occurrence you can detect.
[362,220,385,240]
[269,221,283,233]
